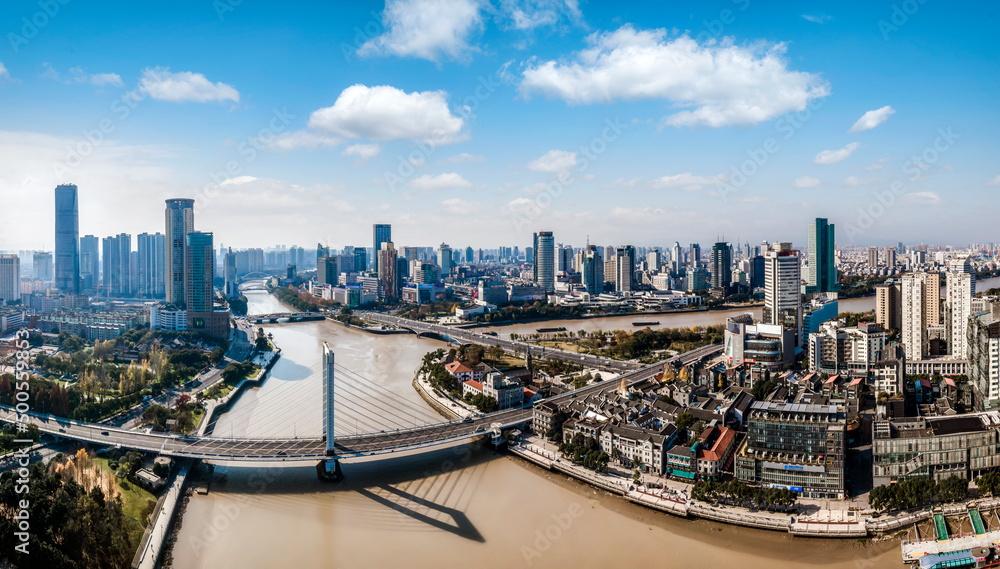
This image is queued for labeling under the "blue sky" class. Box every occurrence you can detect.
[1,0,998,251]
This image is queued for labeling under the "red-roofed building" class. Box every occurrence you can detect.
[695,426,738,479]
[462,379,484,398]
[523,387,541,405]
[446,361,474,381]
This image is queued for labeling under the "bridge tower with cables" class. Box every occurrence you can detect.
[318,342,343,482]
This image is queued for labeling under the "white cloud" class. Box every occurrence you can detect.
[267,131,339,150]
[139,67,239,104]
[648,172,726,191]
[307,84,466,145]
[607,177,642,189]
[814,142,860,165]
[520,25,829,128]
[440,197,481,215]
[341,143,382,164]
[410,172,474,190]
[446,152,486,163]
[802,14,832,23]
[0,62,9,80]
[220,176,259,187]
[359,0,484,62]
[843,175,876,187]
[527,149,577,173]
[498,0,583,30]
[865,157,889,171]
[793,176,820,188]
[988,175,1000,186]
[900,191,941,206]
[849,106,895,133]
[41,64,124,87]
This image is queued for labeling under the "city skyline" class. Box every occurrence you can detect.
[1,2,999,249]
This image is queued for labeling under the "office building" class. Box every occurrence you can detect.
[671,242,682,274]
[165,198,195,305]
[868,247,879,269]
[710,241,731,290]
[317,256,338,286]
[353,248,367,276]
[533,231,555,294]
[0,255,18,304]
[688,243,701,270]
[102,233,132,297]
[137,232,165,298]
[735,400,846,499]
[615,245,636,293]
[723,314,795,369]
[901,272,941,360]
[438,243,453,277]
[80,235,100,291]
[54,183,80,293]
[373,224,391,272]
[687,266,707,291]
[582,246,603,295]
[377,242,399,302]
[184,231,227,338]
[646,249,661,273]
[223,248,238,297]
[556,244,574,274]
[805,217,839,293]
[749,255,765,289]
[316,243,330,268]
[763,242,802,341]
[875,280,902,330]
[32,251,53,281]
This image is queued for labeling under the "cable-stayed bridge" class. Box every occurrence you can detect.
[1,342,721,472]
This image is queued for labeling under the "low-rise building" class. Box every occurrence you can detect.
[872,411,1000,485]
[724,314,795,369]
[735,400,846,499]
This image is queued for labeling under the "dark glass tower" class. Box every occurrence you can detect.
[54,184,80,293]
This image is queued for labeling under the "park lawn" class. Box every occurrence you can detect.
[182,406,205,434]
[94,458,158,547]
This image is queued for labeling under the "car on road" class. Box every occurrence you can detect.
[462,416,473,423]
[101,431,109,436]
[277,450,287,456]
[58,428,65,433]
[474,425,485,433]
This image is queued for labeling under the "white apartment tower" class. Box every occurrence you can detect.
[763,243,802,342]
[901,272,941,360]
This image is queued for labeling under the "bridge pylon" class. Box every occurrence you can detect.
[319,342,343,482]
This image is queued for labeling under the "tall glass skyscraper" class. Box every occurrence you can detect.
[54,184,80,293]
[137,232,166,298]
[80,235,100,291]
[532,231,555,293]
[372,223,391,272]
[710,241,732,289]
[806,217,839,293]
[184,231,214,313]
[165,198,195,305]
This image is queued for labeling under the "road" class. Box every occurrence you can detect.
[0,341,720,462]
[359,312,642,374]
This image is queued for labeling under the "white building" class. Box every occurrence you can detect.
[150,305,187,331]
[762,242,802,342]
[946,270,974,359]
[0,254,19,304]
[901,272,940,360]
[969,300,1000,410]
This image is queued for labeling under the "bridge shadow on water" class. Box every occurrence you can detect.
[205,441,495,542]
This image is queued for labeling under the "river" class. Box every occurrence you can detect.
[169,287,902,568]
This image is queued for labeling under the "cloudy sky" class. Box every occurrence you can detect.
[1,1,998,251]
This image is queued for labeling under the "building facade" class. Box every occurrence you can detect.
[54,184,80,293]
[165,198,195,305]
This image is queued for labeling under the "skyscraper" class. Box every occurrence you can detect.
[102,233,132,297]
[946,270,973,359]
[165,198,195,305]
[671,241,682,274]
[377,242,399,302]
[532,231,555,294]
[868,247,879,269]
[316,243,330,268]
[646,249,661,273]
[224,248,238,297]
[373,223,391,272]
[615,245,636,293]
[806,217,839,293]
[0,255,18,304]
[438,243,453,276]
[901,272,940,360]
[137,232,166,298]
[317,256,338,286]
[763,242,802,341]
[80,235,100,291]
[32,251,53,281]
[710,242,732,289]
[353,248,368,276]
[582,246,602,294]
[184,231,214,313]
[54,184,80,293]
[688,243,701,270]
